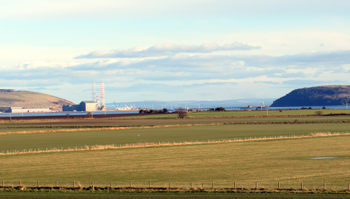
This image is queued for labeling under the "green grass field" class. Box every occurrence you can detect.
[1,115,350,130]
[0,123,349,152]
[1,111,350,198]
[1,136,350,190]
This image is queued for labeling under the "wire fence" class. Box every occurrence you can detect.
[1,180,350,192]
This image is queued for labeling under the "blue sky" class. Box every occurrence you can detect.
[1,0,350,103]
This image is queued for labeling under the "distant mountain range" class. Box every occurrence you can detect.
[107,98,275,109]
[271,85,350,107]
[0,88,276,111]
[5,85,350,111]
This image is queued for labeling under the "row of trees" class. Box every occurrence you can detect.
[301,106,327,110]
[139,108,169,114]
[139,107,227,119]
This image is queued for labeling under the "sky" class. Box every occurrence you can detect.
[1,0,350,104]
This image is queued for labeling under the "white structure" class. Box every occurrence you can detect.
[93,82,96,102]
[80,101,99,112]
[9,107,51,113]
[100,82,106,110]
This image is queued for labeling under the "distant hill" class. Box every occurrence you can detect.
[271,85,350,107]
[0,89,74,111]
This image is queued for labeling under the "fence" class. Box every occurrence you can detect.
[1,180,350,193]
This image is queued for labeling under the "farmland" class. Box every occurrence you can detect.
[0,110,350,198]
[1,136,350,189]
[1,114,350,129]
[0,123,349,152]
[129,109,350,117]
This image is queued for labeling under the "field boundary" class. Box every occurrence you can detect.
[0,185,350,194]
[1,112,349,122]
[1,132,349,156]
[1,120,350,135]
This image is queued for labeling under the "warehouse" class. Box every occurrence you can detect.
[62,101,98,112]
[8,107,51,113]
[80,101,99,111]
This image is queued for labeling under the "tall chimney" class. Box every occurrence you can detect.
[93,82,96,102]
[100,82,105,109]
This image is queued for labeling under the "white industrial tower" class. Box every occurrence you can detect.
[100,82,106,110]
[92,82,96,102]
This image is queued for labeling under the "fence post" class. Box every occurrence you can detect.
[256,182,258,189]
[212,182,214,189]
[130,182,132,187]
[234,182,236,189]
[348,183,349,190]
[110,181,112,189]
[37,180,39,187]
[191,182,193,188]
[324,183,326,190]
[301,182,303,190]
[2,180,3,187]
[91,181,94,191]
[55,181,58,186]
[73,181,75,189]
[149,181,151,188]
[278,182,280,189]
[19,180,21,186]
[169,182,171,189]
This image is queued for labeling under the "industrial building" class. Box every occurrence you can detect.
[62,82,106,112]
[62,104,81,112]
[80,101,99,111]
[62,101,99,112]
[8,107,51,113]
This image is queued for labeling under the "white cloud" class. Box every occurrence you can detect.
[15,61,80,70]
[4,49,350,85]
[75,42,261,59]
[2,46,350,102]
[220,31,350,56]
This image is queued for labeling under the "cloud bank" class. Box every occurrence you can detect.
[2,42,350,102]
[75,42,261,59]
[3,49,350,84]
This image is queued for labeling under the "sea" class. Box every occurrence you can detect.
[0,105,348,118]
